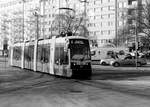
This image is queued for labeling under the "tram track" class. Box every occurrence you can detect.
[1,73,150,100]
[0,73,70,95]
[76,80,150,99]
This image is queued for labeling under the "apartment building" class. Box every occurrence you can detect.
[0,0,130,48]
[0,0,39,45]
[87,0,128,47]
[39,0,85,39]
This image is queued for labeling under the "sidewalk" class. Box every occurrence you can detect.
[92,64,150,74]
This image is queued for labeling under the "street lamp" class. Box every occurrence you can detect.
[132,2,138,69]
[39,0,47,39]
[21,0,26,42]
[33,11,40,40]
[78,0,89,26]
[115,0,118,47]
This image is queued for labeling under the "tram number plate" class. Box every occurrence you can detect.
[80,65,83,68]
[77,62,84,65]
[75,61,86,65]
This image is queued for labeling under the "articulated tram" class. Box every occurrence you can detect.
[9,36,92,78]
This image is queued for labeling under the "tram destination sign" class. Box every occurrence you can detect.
[70,39,86,45]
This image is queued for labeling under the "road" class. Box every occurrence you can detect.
[1,57,150,107]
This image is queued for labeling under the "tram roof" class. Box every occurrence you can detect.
[66,36,88,40]
[55,36,89,43]
[13,42,24,46]
[55,36,89,40]
[12,36,89,46]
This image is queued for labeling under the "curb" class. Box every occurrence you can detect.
[92,68,150,74]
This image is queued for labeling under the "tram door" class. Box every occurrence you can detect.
[37,43,50,73]
[54,44,69,76]
[41,44,50,73]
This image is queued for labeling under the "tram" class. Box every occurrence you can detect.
[9,36,92,78]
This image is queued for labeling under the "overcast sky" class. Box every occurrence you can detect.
[0,0,14,4]
[0,0,11,3]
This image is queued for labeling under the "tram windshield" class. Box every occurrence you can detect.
[69,39,91,61]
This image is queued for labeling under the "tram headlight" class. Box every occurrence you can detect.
[71,62,77,66]
[73,62,77,65]
[86,62,91,65]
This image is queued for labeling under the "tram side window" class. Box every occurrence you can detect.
[41,44,50,63]
[28,45,34,61]
[24,45,33,61]
[37,44,50,63]
[24,46,29,61]
[37,45,42,62]
[13,47,22,60]
[55,46,68,65]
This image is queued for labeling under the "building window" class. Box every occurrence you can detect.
[108,6,115,10]
[49,28,51,31]
[103,7,108,11]
[118,2,123,8]
[123,2,127,8]
[101,31,104,35]
[95,0,100,5]
[110,13,115,18]
[119,21,123,26]
[101,14,107,19]
[118,12,123,18]
[108,21,110,26]
[108,30,111,35]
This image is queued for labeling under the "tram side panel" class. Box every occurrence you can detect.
[9,46,13,66]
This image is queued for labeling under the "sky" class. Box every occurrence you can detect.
[0,0,12,3]
[0,0,15,2]
[0,0,16,6]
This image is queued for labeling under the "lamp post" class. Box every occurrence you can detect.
[115,0,118,47]
[78,0,88,27]
[133,2,138,69]
[33,11,40,40]
[39,0,47,39]
[21,0,25,42]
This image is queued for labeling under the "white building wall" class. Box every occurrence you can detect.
[0,0,40,45]
[87,0,128,47]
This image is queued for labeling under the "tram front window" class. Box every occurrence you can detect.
[69,39,90,61]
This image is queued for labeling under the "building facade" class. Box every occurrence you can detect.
[0,0,39,46]
[0,0,131,48]
[87,0,128,47]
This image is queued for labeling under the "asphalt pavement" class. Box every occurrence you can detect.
[1,56,150,107]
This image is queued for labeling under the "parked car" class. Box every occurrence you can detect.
[112,56,147,67]
[100,55,118,65]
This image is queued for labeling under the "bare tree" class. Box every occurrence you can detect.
[117,0,150,49]
[51,10,89,37]
[135,0,150,50]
